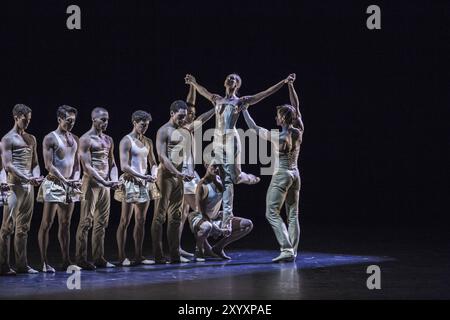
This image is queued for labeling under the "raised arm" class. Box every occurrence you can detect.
[185,74,221,104]
[241,74,295,106]
[156,127,183,178]
[186,107,215,132]
[288,77,304,132]
[187,83,196,106]
[43,134,69,184]
[242,108,271,142]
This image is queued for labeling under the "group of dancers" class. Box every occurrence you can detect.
[0,73,304,276]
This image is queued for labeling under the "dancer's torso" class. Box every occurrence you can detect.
[276,129,301,170]
[203,182,223,221]
[126,135,149,175]
[7,134,33,184]
[51,131,78,179]
[214,97,241,137]
[88,134,111,180]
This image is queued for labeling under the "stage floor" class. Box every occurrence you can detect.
[0,225,449,299]
[0,247,448,300]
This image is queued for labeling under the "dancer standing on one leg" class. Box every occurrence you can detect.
[185,73,294,228]
[0,104,43,275]
[115,110,159,266]
[188,162,253,261]
[179,83,215,258]
[242,75,304,262]
[152,101,194,264]
[37,105,82,273]
[76,107,120,270]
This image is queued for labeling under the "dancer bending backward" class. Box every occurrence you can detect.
[37,105,82,273]
[185,73,295,227]
[179,84,216,258]
[76,107,121,270]
[188,161,253,261]
[152,101,194,264]
[242,75,304,262]
[115,110,159,266]
[0,104,44,275]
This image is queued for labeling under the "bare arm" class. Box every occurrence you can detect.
[187,83,196,106]
[147,139,158,178]
[156,127,183,177]
[288,81,304,132]
[79,136,110,187]
[185,74,221,104]
[195,182,209,221]
[30,135,41,180]
[242,109,271,142]
[43,134,69,184]
[108,137,119,182]
[71,136,81,181]
[186,107,215,132]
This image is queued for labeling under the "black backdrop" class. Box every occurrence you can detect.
[1,1,449,249]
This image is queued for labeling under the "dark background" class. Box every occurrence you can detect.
[1,1,449,255]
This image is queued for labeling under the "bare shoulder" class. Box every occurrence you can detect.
[24,133,37,145]
[143,136,154,147]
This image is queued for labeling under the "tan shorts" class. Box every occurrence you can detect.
[37,176,82,204]
[114,174,161,203]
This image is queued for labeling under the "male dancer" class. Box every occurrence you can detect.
[0,104,43,275]
[115,110,158,266]
[188,162,253,261]
[179,84,215,258]
[185,73,295,227]
[76,107,120,270]
[37,105,81,272]
[152,101,193,264]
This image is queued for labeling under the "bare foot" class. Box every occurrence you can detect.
[237,172,260,185]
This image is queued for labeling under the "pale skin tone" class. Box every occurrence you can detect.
[38,111,81,271]
[1,112,42,187]
[184,73,295,184]
[116,117,158,264]
[194,164,253,260]
[180,84,216,256]
[0,142,9,192]
[79,110,120,189]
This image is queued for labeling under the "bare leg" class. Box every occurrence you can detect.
[38,203,58,272]
[133,202,151,263]
[56,203,75,268]
[213,218,253,259]
[116,202,134,264]
[180,194,195,257]
[194,221,212,261]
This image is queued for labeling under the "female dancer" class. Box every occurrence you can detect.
[242,75,304,262]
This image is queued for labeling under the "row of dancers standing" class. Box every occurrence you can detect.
[0,73,303,275]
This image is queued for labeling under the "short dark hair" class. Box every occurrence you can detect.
[132,110,152,123]
[170,100,188,113]
[276,104,296,126]
[12,104,32,118]
[91,107,108,118]
[57,105,78,119]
